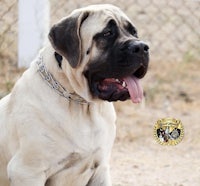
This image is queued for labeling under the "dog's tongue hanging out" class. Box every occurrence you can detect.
[124,76,143,103]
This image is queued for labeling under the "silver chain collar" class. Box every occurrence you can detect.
[36,56,88,105]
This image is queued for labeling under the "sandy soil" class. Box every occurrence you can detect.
[110,60,200,185]
[111,103,200,186]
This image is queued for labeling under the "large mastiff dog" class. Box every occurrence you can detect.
[0,4,149,186]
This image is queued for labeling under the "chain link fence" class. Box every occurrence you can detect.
[0,0,18,65]
[0,0,200,66]
[50,0,200,63]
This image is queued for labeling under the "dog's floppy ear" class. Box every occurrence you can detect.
[49,11,89,68]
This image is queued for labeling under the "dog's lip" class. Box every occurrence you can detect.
[97,77,142,103]
[95,65,147,103]
[98,78,127,88]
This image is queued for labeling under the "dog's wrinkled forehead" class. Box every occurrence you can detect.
[78,4,134,31]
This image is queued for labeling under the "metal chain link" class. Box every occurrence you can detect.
[36,56,88,104]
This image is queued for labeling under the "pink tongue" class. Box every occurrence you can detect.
[124,76,143,103]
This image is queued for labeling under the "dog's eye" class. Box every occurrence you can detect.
[131,29,138,37]
[125,22,138,37]
[129,27,137,37]
[131,29,136,35]
[103,31,113,37]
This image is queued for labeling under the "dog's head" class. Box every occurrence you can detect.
[49,4,149,103]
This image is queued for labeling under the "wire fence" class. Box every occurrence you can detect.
[0,0,18,65]
[0,0,200,67]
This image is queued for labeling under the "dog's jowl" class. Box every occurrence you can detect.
[0,4,149,186]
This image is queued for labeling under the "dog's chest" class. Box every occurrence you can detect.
[58,103,115,149]
[45,104,116,180]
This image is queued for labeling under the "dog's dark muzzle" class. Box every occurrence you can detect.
[109,40,149,79]
[84,39,150,102]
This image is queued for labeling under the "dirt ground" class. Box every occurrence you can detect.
[110,61,200,186]
[111,103,200,186]
[0,60,200,186]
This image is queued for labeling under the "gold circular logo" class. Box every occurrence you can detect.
[154,118,184,145]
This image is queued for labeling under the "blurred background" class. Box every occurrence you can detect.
[0,0,200,185]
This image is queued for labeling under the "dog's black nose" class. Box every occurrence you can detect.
[129,41,149,55]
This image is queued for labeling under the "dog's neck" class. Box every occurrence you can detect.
[36,47,89,105]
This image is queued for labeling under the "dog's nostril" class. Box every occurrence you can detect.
[132,42,149,54]
[133,46,140,53]
[144,45,149,52]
